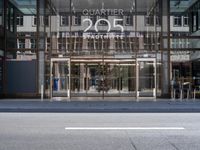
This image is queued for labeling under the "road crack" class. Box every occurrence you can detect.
[160,132,180,150]
[167,139,180,150]
[125,131,137,150]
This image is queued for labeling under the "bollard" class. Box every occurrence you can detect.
[173,89,176,100]
[194,89,196,100]
[41,84,44,101]
[187,89,189,100]
[180,89,183,101]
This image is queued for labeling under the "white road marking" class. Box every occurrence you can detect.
[65,127,185,130]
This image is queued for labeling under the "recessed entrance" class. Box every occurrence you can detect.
[50,58,156,99]
[70,59,136,97]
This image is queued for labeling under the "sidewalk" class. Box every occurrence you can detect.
[0,99,200,112]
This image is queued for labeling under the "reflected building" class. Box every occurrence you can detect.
[1,0,200,100]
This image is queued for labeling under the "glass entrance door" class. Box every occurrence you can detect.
[50,58,70,99]
[104,60,136,97]
[71,61,103,97]
[137,58,156,98]
[71,59,136,97]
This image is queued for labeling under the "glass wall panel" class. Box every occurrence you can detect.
[119,61,136,96]
[0,0,3,26]
[170,0,200,99]
[4,0,38,96]
[0,57,2,94]
[51,60,70,98]
[138,59,155,97]
[0,1,4,96]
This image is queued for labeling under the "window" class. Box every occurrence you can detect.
[60,16,69,26]
[32,16,37,26]
[18,39,25,49]
[75,37,83,51]
[183,15,189,26]
[73,15,81,26]
[58,38,66,52]
[95,39,102,49]
[98,16,108,26]
[173,16,182,26]
[87,39,94,50]
[102,39,110,50]
[30,39,36,49]
[115,38,122,50]
[89,16,97,25]
[16,15,23,26]
[0,0,3,26]
[116,16,123,26]
[46,38,50,51]
[39,16,49,26]
[145,16,154,26]
[125,16,133,26]
[198,9,200,30]
[189,1,200,32]
[156,16,161,26]
[10,8,14,32]
[193,14,197,32]
[44,16,49,26]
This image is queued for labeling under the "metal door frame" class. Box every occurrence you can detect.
[50,58,71,100]
[136,58,157,100]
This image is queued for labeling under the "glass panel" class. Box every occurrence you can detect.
[52,61,69,97]
[119,61,136,96]
[86,63,103,96]
[0,57,2,94]
[71,63,86,96]
[48,0,70,55]
[0,0,3,26]
[71,61,104,97]
[45,62,50,97]
[138,60,155,97]
[104,62,120,96]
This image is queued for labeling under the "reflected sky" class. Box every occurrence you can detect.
[9,0,36,14]
[170,0,198,13]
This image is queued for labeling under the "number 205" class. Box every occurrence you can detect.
[83,18,124,32]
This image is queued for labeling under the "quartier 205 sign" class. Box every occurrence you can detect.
[83,18,124,32]
[82,9,125,39]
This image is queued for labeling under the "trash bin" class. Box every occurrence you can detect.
[53,78,59,91]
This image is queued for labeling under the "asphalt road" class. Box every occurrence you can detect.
[0,113,200,150]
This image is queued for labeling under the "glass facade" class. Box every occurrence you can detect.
[43,0,164,99]
[170,0,200,99]
[0,0,200,100]
[0,0,3,94]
